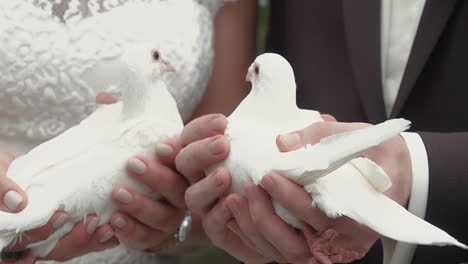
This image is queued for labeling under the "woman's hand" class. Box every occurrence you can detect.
[109,140,190,253]
[0,147,118,262]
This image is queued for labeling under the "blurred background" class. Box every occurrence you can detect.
[257,0,270,54]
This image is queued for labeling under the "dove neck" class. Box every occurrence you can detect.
[121,78,178,121]
[251,82,297,109]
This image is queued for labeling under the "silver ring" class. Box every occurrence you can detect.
[174,212,192,244]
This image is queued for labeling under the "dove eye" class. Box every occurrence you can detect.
[152,50,160,61]
[254,65,260,75]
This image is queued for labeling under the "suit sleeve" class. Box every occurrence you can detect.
[412,132,468,261]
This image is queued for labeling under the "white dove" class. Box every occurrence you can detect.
[0,43,182,257]
[213,53,467,261]
[0,0,236,151]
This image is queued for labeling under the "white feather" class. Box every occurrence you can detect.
[0,44,183,257]
[215,53,468,249]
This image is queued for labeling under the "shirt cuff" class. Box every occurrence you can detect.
[383,132,429,264]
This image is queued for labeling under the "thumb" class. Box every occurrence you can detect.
[320,114,337,122]
[276,120,365,152]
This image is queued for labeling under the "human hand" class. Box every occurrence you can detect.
[177,114,285,263]
[97,91,190,252]
[179,115,338,264]
[109,140,192,253]
[0,147,118,262]
[251,117,413,262]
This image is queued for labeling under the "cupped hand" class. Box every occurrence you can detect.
[253,117,413,263]
[0,147,118,262]
[110,140,189,253]
[176,114,277,263]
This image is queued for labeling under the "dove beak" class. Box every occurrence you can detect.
[163,60,176,73]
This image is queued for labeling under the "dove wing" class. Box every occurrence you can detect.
[274,119,411,186]
[309,164,468,249]
[7,102,123,187]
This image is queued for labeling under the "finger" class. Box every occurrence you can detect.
[45,218,118,261]
[244,184,311,263]
[0,176,27,213]
[261,173,331,231]
[112,185,184,232]
[154,139,182,167]
[127,156,188,209]
[110,213,166,250]
[320,114,337,122]
[180,114,228,146]
[224,194,285,262]
[276,122,368,152]
[203,199,269,264]
[175,135,230,183]
[95,92,117,105]
[185,167,231,214]
[0,149,15,168]
[9,212,69,251]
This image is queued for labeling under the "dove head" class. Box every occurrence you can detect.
[120,42,176,83]
[119,42,179,120]
[246,53,296,101]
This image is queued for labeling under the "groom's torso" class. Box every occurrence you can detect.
[266,0,468,263]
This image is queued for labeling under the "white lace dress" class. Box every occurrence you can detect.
[0,0,233,263]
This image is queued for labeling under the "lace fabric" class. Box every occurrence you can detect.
[0,0,212,143]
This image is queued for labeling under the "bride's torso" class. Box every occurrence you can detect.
[0,0,214,154]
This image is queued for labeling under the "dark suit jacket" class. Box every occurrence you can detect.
[266,0,468,263]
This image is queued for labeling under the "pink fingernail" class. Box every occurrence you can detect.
[116,188,133,204]
[127,158,146,175]
[156,143,174,157]
[99,232,115,243]
[208,137,226,155]
[87,217,100,234]
[279,133,300,148]
[3,190,23,211]
[111,217,127,229]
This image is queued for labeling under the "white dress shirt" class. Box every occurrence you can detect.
[380,1,429,264]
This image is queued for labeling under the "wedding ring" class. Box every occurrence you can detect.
[174,212,192,244]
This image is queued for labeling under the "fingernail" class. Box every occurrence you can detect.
[111,217,127,229]
[3,190,23,211]
[210,115,227,130]
[127,158,147,175]
[156,143,174,157]
[116,188,133,204]
[99,232,115,243]
[260,175,274,190]
[279,133,300,148]
[212,169,224,187]
[86,217,100,234]
[208,137,226,155]
[53,214,69,229]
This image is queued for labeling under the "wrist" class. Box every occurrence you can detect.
[398,135,413,209]
[381,135,412,208]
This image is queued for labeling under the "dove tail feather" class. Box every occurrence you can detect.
[284,119,411,186]
[317,118,411,165]
[310,166,468,250]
